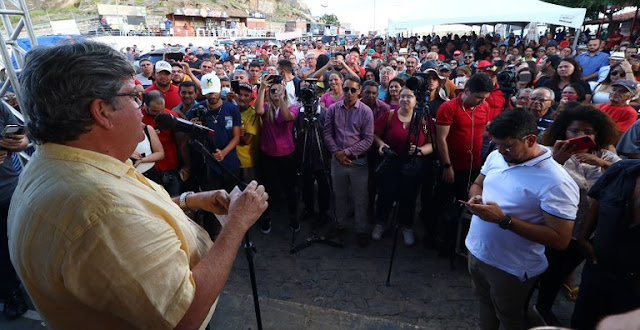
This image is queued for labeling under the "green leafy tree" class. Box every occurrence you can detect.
[319,14,340,26]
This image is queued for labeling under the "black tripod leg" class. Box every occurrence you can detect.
[385,202,400,287]
[243,233,263,330]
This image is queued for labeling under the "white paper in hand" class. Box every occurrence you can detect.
[214,185,242,227]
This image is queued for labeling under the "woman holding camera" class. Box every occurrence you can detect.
[255,75,300,234]
[372,87,433,246]
[533,103,620,325]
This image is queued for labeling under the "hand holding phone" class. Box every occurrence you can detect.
[231,80,241,94]
[1,124,25,137]
[564,135,596,151]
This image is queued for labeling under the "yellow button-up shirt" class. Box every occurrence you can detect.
[8,143,215,329]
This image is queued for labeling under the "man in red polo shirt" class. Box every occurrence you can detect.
[436,73,494,204]
[145,61,181,110]
[141,90,182,196]
[598,80,639,133]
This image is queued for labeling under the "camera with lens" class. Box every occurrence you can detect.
[406,72,432,101]
[193,104,209,120]
[299,78,319,117]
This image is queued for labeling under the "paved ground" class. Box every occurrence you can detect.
[0,204,579,329]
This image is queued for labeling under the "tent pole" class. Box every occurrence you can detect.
[630,6,639,42]
[572,28,580,55]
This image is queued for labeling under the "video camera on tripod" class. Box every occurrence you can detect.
[497,65,532,102]
[299,78,320,118]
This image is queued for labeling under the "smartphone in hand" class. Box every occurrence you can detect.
[564,135,596,151]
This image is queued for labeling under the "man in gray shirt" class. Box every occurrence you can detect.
[323,75,374,247]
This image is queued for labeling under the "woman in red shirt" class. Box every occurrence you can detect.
[372,87,433,246]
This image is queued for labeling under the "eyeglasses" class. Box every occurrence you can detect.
[516,96,529,100]
[342,87,359,94]
[420,50,428,54]
[116,91,144,106]
[464,56,473,59]
[610,71,625,77]
[529,97,551,102]
[491,134,534,152]
[566,128,596,136]
[270,88,279,94]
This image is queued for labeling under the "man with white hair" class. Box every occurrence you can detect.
[377,66,396,100]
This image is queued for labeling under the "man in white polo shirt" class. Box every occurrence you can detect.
[463,109,579,330]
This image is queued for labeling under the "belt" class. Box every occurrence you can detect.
[347,153,366,161]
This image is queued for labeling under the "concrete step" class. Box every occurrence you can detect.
[211,290,422,330]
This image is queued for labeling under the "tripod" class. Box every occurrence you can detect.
[290,104,343,254]
[189,138,263,330]
[386,90,434,286]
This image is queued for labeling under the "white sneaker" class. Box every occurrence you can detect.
[371,224,385,240]
[402,228,415,246]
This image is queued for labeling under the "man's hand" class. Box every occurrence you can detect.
[227,181,269,231]
[465,201,506,223]
[226,91,238,103]
[467,195,483,205]
[0,133,28,151]
[334,150,352,166]
[191,117,203,126]
[442,167,454,183]
[577,237,597,264]
[213,149,226,161]
[190,190,231,215]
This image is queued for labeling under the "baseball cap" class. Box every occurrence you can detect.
[476,60,493,69]
[238,83,254,92]
[546,40,558,48]
[371,52,382,58]
[367,49,375,55]
[610,52,625,60]
[155,60,172,73]
[420,60,445,79]
[454,50,462,56]
[200,73,221,95]
[611,79,638,95]
[438,63,451,72]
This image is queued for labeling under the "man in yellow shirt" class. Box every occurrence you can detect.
[8,41,268,330]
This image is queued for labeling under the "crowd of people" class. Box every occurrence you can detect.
[1,27,640,329]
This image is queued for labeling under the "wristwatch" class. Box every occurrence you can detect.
[498,215,512,230]
[442,163,451,169]
[179,191,195,211]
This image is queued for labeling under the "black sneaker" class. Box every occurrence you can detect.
[260,218,272,234]
[289,217,300,232]
[3,288,28,320]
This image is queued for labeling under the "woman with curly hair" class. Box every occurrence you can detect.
[534,103,621,325]
[541,57,592,103]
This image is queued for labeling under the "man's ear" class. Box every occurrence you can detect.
[89,98,115,129]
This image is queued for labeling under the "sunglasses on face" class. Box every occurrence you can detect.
[342,87,358,94]
[270,88,279,93]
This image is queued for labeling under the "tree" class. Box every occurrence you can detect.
[543,0,631,34]
[319,14,340,26]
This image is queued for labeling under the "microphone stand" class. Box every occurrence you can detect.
[188,138,263,330]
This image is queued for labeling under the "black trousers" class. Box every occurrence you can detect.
[571,260,640,330]
[0,201,20,297]
[301,167,330,213]
[536,239,584,311]
[259,152,298,219]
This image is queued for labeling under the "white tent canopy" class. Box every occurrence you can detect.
[388,0,586,33]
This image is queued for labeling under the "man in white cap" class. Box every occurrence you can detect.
[145,60,181,109]
[185,73,242,238]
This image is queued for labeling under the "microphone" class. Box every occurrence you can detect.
[155,113,215,136]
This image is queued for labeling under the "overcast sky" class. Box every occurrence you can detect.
[301,0,404,33]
